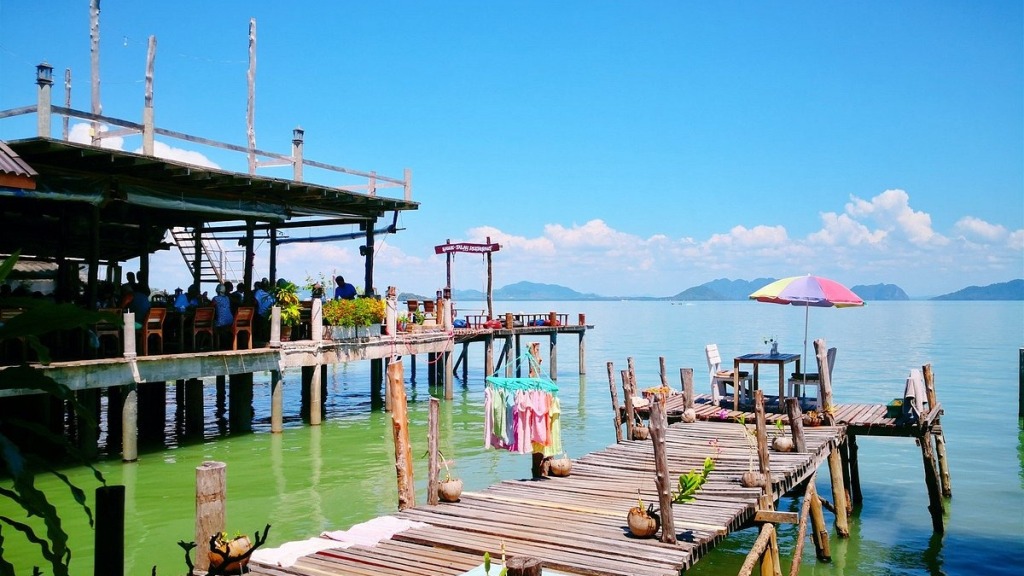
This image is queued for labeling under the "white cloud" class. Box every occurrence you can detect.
[68,122,219,168]
[844,189,946,246]
[953,216,1007,242]
[808,213,887,246]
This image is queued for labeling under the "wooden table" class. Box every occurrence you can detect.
[733,353,801,411]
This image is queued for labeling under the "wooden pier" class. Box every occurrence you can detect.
[249,419,843,576]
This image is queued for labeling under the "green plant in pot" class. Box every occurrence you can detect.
[273,279,301,336]
[323,298,356,327]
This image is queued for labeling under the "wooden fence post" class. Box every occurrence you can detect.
[922,364,951,497]
[195,461,226,573]
[621,369,636,440]
[94,485,125,576]
[649,397,677,544]
[785,398,806,453]
[428,397,440,505]
[607,362,623,443]
[389,361,415,510]
[754,391,774,509]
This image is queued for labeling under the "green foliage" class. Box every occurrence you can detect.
[322,297,384,327]
[273,279,301,326]
[0,251,107,576]
[672,456,715,504]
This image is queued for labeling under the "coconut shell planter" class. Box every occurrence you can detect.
[438,478,463,502]
[626,503,660,538]
[549,455,572,477]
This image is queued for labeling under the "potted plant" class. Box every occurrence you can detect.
[273,278,301,340]
[323,298,356,339]
[673,455,715,504]
[732,413,764,488]
[626,490,660,538]
[209,531,252,573]
[771,419,794,452]
[396,311,410,332]
[438,452,463,502]
[549,453,572,477]
[353,297,385,337]
[803,410,822,427]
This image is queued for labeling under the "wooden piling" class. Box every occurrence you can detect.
[578,318,586,376]
[444,349,454,400]
[461,342,469,381]
[789,476,813,576]
[659,356,669,389]
[785,398,806,453]
[388,361,415,510]
[839,440,853,513]
[919,428,945,534]
[922,364,951,497]
[195,461,226,573]
[427,397,440,506]
[506,556,543,576]
[681,368,694,410]
[528,342,541,377]
[549,329,558,381]
[607,362,623,443]
[184,378,203,438]
[228,373,254,433]
[621,369,636,441]
[94,485,125,576]
[270,370,283,433]
[806,474,831,561]
[827,444,850,537]
[649,397,677,544]
[427,352,437,387]
[76,389,99,459]
[121,386,137,462]
[485,334,494,378]
[848,434,862,504]
[754,391,774,508]
[737,523,777,576]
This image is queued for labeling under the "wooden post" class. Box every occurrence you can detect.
[737,523,777,576]
[839,440,853,513]
[607,362,624,443]
[505,557,543,576]
[649,397,677,544]
[461,342,469,381]
[195,461,226,573]
[485,334,494,378]
[504,336,514,377]
[680,368,694,410]
[754,391,774,508]
[228,373,254,434]
[486,237,494,319]
[621,369,636,441]
[578,330,586,376]
[549,329,558,380]
[94,485,125,576]
[807,476,831,561]
[922,364,951,497]
[142,36,156,156]
[89,0,100,145]
[246,17,257,174]
[184,378,203,437]
[827,442,850,537]
[785,398,806,453]
[427,397,440,505]
[292,126,304,181]
[427,352,437,387]
[444,348,454,400]
[270,370,283,433]
[627,356,638,395]
[919,429,945,534]
[659,356,669,389]
[121,386,137,462]
[814,340,835,425]
[848,434,862,504]
[505,312,514,329]
[790,477,814,576]
[388,362,415,510]
[309,363,322,425]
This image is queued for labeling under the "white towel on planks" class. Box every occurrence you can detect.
[250,536,351,568]
[320,515,429,546]
[250,516,429,568]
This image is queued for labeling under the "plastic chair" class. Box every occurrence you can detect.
[191,307,215,351]
[93,308,123,357]
[138,307,166,356]
[230,307,254,350]
[705,344,751,405]
[788,347,837,410]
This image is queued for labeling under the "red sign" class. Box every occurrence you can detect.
[434,242,501,255]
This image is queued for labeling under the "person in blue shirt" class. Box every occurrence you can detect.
[334,275,357,300]
[211,283,234,348]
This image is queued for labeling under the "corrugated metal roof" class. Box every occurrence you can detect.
[0,140,38,178]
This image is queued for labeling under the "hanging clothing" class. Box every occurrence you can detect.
[483,373,560,455]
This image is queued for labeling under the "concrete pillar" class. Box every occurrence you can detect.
[270,370,284,433]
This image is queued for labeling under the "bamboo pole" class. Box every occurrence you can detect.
[827,444,850,537]
[246,18,257,174]
[607,362,623,443]
[388,361,415,510]
[427,397,440,506]
[195,461,226,573]
[738,523,776,576]
[922,364,951,497]
[648,397,676,544]
[621,369,636,441]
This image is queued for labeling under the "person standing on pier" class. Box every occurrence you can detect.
[334,275,357,300]
[212,283,234,348]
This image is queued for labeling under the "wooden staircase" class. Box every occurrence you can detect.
[169,226,244,285]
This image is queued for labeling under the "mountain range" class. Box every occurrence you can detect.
[438,278,1024,301]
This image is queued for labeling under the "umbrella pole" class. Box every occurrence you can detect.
[802,302,809,386]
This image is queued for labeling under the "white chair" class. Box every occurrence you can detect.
[787,347,837,410]
[705,344,751,405]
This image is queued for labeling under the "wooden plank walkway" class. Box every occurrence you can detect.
[249,420,844,576]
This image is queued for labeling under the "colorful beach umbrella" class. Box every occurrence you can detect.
[749,275,864,377]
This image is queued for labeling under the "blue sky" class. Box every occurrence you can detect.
[1,1,1021,297]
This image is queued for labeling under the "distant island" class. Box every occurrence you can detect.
[436,278,1023,302]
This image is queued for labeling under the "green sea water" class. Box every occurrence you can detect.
[2,300,1022,575]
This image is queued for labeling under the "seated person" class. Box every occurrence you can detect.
[127,283,152,328]
[334,275,357,300]
[211,283,234,347]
